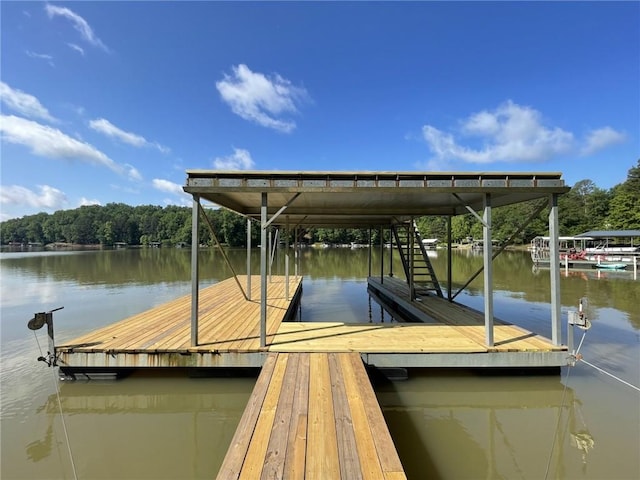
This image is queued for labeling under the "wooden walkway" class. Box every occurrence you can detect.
[217,352,405,480]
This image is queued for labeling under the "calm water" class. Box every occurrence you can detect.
[1,247,638,479]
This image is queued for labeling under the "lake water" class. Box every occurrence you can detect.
[1,247,638,479]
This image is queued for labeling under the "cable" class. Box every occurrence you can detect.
[544,328,588,480]
[34,330,78,479]
[578,358,640,393]
[50,367,79,480]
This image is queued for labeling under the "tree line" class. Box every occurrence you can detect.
[2,161,638,248]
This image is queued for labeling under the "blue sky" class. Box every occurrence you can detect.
[1,1,638,220]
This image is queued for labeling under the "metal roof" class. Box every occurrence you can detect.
[577,230,640,238]
[184,170,569,227]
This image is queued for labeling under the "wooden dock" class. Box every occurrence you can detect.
[56,274,567,372]
[217,352,406,480]
[56,275,303,370]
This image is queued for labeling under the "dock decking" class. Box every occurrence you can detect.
[57,274,568,372]
[217,352,406,480]
[56,275,303,370]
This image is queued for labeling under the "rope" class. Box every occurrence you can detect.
[33,330,79,479]
[33,330,44,358]
[578,358,640,393]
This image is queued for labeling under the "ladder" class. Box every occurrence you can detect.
[391,221,443,299]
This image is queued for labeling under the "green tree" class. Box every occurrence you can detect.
[607,160,640,229]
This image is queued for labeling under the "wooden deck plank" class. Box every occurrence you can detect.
[238,353,289,480]
[216,353,278,480]
[339,354,387,480]
[306,353,341,479]
[328,353,363,480]
[344,354,405,477]
[283,353,309,480]
[261,352,300,479]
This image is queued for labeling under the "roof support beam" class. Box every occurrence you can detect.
[451,198,549,301]
[263,193,301,230]
[453,193,489,229]
[198,202,248,300]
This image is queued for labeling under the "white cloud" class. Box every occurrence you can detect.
[422,101,574,165]
[152,179,185,196]
[67,43,85,56]
[89,118,169,153]
[25,50,55,67]
[0,184,68,210]
[581,127,626,156]
[213,148,255,170]
[45,4,110,53]
[125,164,143,182]
[0,114,125,175]
[79,197,101,206]
[0,82,57,122]
[216,64,309,133]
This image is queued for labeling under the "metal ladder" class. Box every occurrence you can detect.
[391,221,443,298]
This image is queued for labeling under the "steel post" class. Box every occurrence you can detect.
[483,194,494,347]
[190,194,200,347]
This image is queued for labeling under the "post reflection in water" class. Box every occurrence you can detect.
[1,247,639,479]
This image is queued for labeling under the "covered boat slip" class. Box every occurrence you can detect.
[184,170,570,369]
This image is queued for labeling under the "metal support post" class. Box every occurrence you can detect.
[483,194,494,347]
[294,227,299,278]
[447,215,453,302]
[260,193,268,348]
[388,226,394,277]
[190,194,200,347]
[379,226,385,282]
[368,228,372,277]
[247,218,252,301]
[285,217,290,300]
[549,193,562,345]
[409,218,415,301]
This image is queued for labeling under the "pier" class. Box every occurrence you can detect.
[48,170,577,478]
[217,352,405,479]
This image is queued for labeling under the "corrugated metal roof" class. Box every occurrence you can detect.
[577,230,640,238]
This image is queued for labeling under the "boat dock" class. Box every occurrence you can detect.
[42,170,579,478]
[56,274,567,373]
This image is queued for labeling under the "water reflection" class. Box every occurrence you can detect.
[18,375,255,479]
[375,372,600,480]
